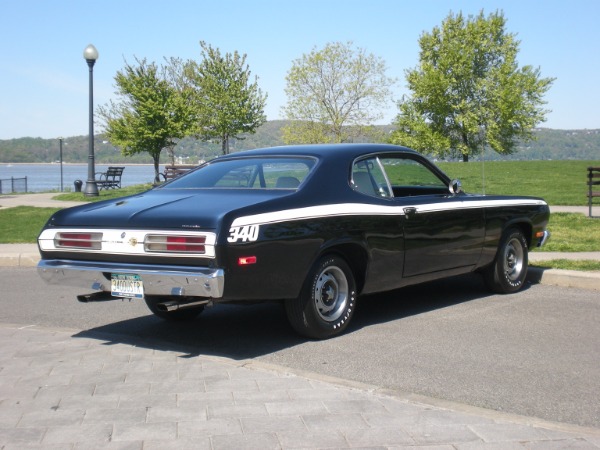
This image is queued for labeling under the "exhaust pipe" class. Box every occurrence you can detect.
[77,292,124,303]
[156,299,212,312]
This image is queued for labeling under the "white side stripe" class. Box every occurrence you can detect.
[231,199,547,228]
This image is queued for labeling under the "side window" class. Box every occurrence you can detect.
[351,158,392,198]
[379,157,448,196]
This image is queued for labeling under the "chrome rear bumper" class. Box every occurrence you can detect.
[38,259,224,298]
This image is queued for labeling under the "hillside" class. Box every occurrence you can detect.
[0,122,598,164]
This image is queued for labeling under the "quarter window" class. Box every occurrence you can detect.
[351,158,391,197]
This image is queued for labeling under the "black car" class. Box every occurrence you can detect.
[38,144,550,338]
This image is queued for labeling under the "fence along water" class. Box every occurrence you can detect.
[0,176,27,194]
[0,164,161,193]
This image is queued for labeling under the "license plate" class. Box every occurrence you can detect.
[111,274,144,298]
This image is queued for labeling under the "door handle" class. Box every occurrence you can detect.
[404,207,417,217]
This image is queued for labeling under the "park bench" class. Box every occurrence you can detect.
[161,165,196,181]
[95,166,125,190]
[588,166,600,218]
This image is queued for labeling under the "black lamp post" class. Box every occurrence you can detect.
[83,44,99,197]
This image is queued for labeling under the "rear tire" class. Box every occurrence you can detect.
[483,228,529,294]
[144,296,204,321]
[286,255,357,339]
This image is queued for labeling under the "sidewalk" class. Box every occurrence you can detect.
[0,323,598,449]
[0,192,88,210]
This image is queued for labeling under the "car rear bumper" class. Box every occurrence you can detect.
[37,259,224,299]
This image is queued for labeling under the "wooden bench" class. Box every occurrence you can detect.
[588,166,600,218]
[95,166,125,190]
[161,165,196,181]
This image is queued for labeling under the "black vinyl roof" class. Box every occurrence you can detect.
[218,143,420,161]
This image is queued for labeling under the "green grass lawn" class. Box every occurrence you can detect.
[531,260,600,272]
[438,160,599,205]
[0,206,61,243]
[541,213,600,252]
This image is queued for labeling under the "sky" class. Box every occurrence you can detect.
[1,0,599,140]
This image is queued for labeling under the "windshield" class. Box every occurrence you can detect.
[160,157,316,189]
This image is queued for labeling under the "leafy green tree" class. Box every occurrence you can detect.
[283,41,396,144]
[98,58,196,182]
[390,10,554,162]
[185,41,267,155]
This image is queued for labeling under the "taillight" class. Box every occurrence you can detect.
[55,232,102,249]
[166,236,205,252]
[238,256,257,265]
[145,235,206,253]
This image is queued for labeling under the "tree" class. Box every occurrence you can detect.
[282,41,396,144]
[390,10,554,162]
[185,41,267,155]
[98,58,196,182]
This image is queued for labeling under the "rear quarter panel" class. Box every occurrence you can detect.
[479,198,550,266]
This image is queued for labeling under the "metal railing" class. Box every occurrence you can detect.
[0,176,28,194]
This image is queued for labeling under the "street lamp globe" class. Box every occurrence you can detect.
[83,44,99,62]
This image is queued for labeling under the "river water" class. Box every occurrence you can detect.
[0,164,167,193]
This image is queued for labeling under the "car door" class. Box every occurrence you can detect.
[379,156,486,278]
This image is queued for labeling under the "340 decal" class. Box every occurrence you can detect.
[228,225,259,243]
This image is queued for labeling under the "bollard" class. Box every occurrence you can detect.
[74,179,83,192]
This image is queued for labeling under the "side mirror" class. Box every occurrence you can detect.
[449,179,463,195]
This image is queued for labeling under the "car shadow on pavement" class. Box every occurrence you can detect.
[72,273,508,360]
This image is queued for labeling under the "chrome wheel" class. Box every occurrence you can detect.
[503,236,525,285]
[285,255,357,339]
[483,228,528,294]
[314,265,349,322]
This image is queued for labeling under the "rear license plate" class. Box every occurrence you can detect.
[111,274,144,298]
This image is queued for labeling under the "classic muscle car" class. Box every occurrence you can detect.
[37,144,550,339]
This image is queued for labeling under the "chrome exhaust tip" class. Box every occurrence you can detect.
[156,299,211,312]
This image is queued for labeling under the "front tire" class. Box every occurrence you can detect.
[286,255,357,339]
[144,296,204,321]
[483,228,529,294]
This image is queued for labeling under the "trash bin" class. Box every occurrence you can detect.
[74,179,83,192]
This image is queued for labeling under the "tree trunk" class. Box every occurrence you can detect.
[221,134,229,155]
[153,156,161,185]
[463,153,469,162]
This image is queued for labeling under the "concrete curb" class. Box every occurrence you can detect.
[528,267,600,291]
[0,251,40,267]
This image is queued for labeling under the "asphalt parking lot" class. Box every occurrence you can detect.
[1,267,598,430]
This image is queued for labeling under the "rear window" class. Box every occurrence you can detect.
[161,157,316,190]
